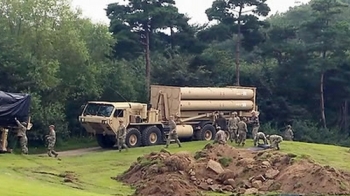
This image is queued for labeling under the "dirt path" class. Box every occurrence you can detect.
[38,147,109,157]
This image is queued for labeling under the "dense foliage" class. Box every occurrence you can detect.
[1,0,350,146]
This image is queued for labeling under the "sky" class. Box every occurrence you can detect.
[71,0,311,24]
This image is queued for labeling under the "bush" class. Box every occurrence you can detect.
[261,120,350,147]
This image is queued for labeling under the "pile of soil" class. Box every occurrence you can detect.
[114,144,350,196]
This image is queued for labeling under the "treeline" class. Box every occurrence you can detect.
[1,0,350,146]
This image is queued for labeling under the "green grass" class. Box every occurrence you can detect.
[279,141,350,171]
[1,139,350,196]
[11,137,98,154]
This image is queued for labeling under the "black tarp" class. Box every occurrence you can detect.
[0,91,31,127]
[247,144,272,151]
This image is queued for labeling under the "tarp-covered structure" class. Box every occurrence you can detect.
[0,91,31,127]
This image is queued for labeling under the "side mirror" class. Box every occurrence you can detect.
[80,104,86,110]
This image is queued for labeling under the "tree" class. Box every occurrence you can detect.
[205,0,270,85]
[302,0,350,128]
[106,0,188,99]
[0,0,119,138]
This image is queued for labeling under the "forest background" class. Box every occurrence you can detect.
[1,0,350,147]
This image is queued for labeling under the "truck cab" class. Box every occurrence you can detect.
[79,101,163,148]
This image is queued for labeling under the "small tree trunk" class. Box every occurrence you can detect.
[145,29,151,101]
[170,27,174,50]
[344,100,348,133]
[235,7,243,86]
[320,72,327,129]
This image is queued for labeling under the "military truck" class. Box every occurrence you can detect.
[78,85,258,148]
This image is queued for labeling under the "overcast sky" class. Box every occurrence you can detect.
[71,0,311,24]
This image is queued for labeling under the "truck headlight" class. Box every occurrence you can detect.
[80,118,85,122]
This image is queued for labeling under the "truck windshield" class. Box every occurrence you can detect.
[83,103,114,117]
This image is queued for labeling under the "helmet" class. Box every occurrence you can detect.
[287,125,291,128]
[266,135,270,139]
[216,126,221,130]
[232,112,237,115]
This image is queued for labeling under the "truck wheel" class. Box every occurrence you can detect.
[96,134,115,149]
[198,124,216,141]
[142,126,162,146]
[126,128,142,148]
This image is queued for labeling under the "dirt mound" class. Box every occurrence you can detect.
[115,144,350,196]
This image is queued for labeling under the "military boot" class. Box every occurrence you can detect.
[52,151,58,158]
[276,145,280,150]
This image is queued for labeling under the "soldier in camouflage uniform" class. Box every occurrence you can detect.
[284,125,294,141]
[213,126,227,145]
[0,127,8,152]
[254,132,268,146]
[14,118,28,154]
[237,117,248,146]
[228,112,240,143]
[45,125,58,157]
[165,116,181,148]
[116,120,128,152]
[266,134,283,150]
[248,111,260,139]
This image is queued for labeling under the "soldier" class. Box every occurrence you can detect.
[45,125,58,158]
[237,117,248,146]
[213,127,227,145]
[254,132,268,146]
[215,112,227,131]
[284,125,294,141]
[165,116,181,148]
[116,119,128,152]
[0,127,6,151]
[248,111,260,139]
[228,112,240,143]
[266,134,283,150]
[14,117,29,154]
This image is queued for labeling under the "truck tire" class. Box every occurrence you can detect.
[126,128,142,148]
[197,124,216,141]
[142,126,162,146]
[96,134,115,149]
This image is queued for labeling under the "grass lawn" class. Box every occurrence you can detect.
[0,139,350,196]
[11,137,98,154]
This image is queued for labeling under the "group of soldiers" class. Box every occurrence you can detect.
[159,110,294,150]
[0,118,58,157]
[213,111,294,150]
